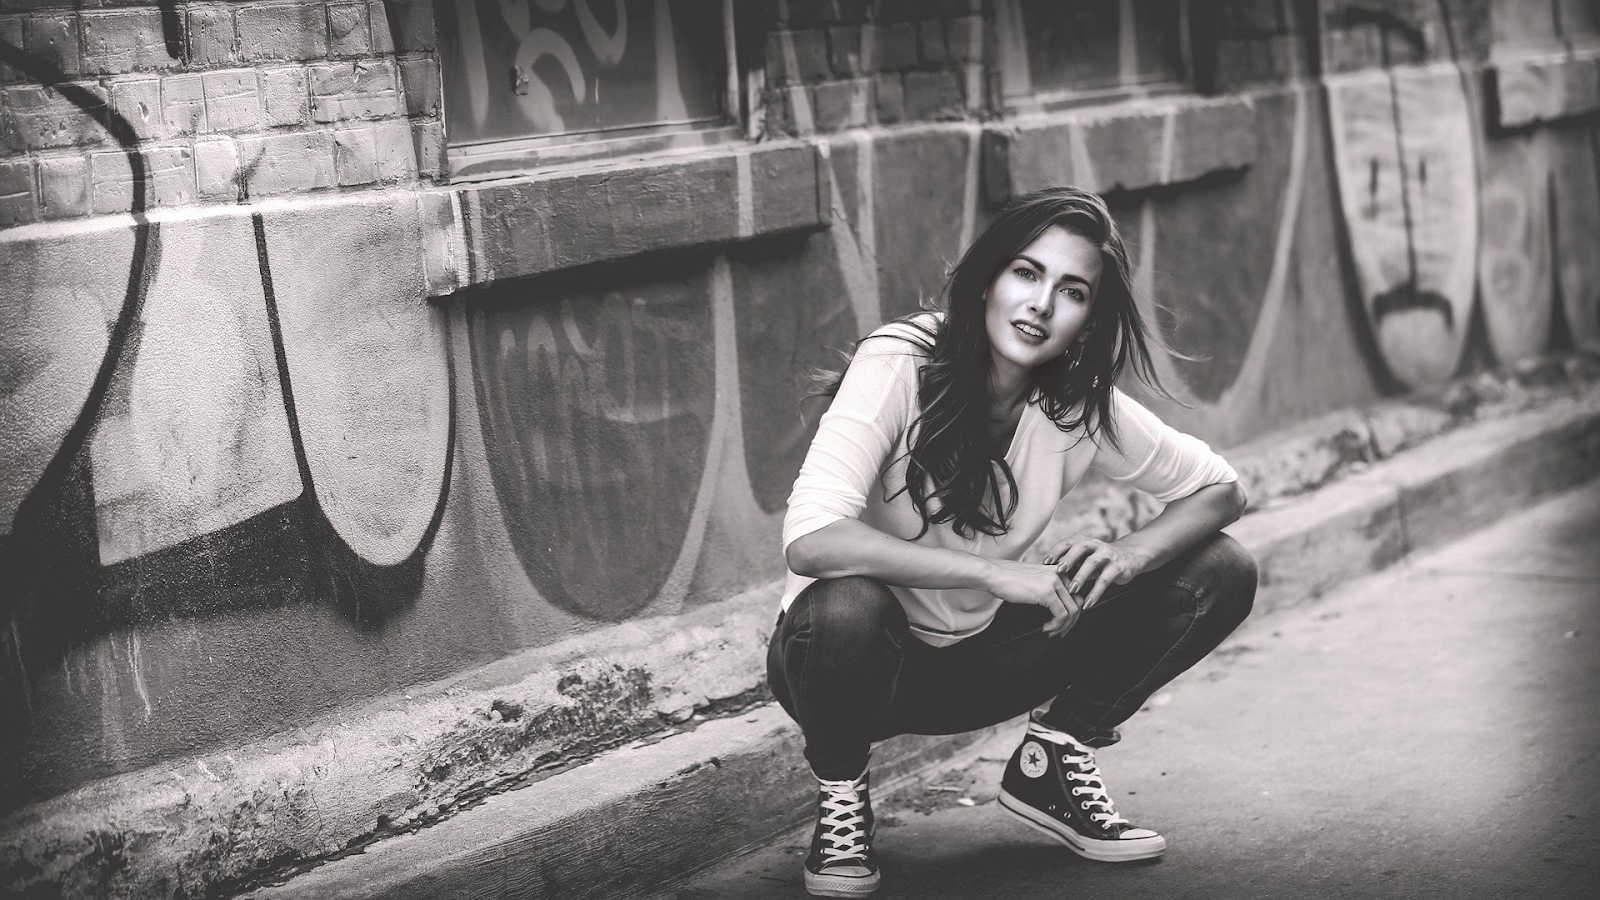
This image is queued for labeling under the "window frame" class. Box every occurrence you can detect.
[437,0,746,183]
[994,0,1198,114]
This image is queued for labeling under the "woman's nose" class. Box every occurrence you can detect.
[1027,287,1052,317]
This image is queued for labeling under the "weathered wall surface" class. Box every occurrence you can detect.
[2,1,1599,891]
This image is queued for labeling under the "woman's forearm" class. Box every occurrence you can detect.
[1115,481,1248,570]
[786,483,1246,601]
[785,518,995,592]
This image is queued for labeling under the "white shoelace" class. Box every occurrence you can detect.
[1029,724,1130,828]
[816,776,870,865]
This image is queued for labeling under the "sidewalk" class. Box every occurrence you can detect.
[662,481,1600,900]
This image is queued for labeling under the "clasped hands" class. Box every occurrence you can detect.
[984,535,1153,637]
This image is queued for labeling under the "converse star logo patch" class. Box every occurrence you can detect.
[1019,740,1049,778]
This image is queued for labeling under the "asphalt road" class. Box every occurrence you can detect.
[658,480,1600,900]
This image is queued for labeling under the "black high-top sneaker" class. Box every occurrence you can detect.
[998,719,1166,862]
[803,770,880,897]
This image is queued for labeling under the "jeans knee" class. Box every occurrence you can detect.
[791,576,906,651]
[1195,533,1257,628]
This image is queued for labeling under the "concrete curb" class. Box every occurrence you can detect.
[243,392,1600,900]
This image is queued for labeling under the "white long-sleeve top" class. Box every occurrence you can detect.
[780,315,1239,647]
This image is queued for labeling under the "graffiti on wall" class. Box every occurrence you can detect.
[467,265,716,619]
[0,11,454,684]
[1325,63,1480,387]
[436,0,726,144]
[1320,0,1600,387]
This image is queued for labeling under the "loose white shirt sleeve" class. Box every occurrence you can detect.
[780,326,924,556]
[1089,389,1240,504]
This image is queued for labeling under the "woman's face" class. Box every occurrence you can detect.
[983,225,1103,382]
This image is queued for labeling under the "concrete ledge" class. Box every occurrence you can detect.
[1488,49,1600,130]
[982,94,1256,202]
[241,392,1600,900]
[0,139,832,301]
[456,141,829,288]
[0,580,789,900]
[245,707,1011,900]
[1234,394,1600,616]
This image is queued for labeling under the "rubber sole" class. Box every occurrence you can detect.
[803,868,881,897]
[997,789,1167,862]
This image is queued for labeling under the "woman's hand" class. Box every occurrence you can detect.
[983,559,1081,636]
[1043,535,1156,611]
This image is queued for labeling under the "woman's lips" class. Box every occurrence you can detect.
[1012,320,1047,343]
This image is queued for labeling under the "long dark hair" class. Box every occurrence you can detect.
[813,186,1171,539]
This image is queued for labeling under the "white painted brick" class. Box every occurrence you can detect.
[195,137,240,200]
[91,144,194,213]
[0,158,38,226]
[309,59,400,124]
[260,66,310,127]
[397,56,440,118]
[412,120,443,178]
[22,13,81,75]
[202,69,263,133]
[237,3,329,62]
[81,9,176,75]
[328,2,372,57]
[3,83,109,150]
[37,153,90,219]
[333,125,377,186]
[108,77,163,141]
[239,130,335,196]
[187,6,237,67]
[373,120,417,181]
[162,73,206,135]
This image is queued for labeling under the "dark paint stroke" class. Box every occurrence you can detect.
[0,37,162,680]
[254,213,459,627]
[158,0,186,62]
[1372,283,1456,328]
[0,28,458,689]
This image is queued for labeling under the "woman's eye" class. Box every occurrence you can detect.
[1013,266,1036,281]
[1059,286,1084,301]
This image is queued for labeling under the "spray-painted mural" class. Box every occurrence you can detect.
[436,0,726,144]
[2,0,1599,826]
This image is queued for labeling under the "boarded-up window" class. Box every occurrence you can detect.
[436,0,732,175]
[997,0,1188,106]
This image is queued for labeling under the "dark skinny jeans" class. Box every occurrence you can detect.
[767,532,1258,780]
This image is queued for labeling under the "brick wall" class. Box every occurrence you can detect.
[0,0,443,226]
[1207,0,1313,90]
[0,0,1521,230]
[762,0,984,136]
[1319,0,1495,73]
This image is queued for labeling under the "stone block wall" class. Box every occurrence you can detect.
[0,0,443,226]
[762,0,983,134]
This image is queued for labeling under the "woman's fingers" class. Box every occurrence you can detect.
[1065,551,1112,596]
[1041,537,1074,566]
[1051,539,1098,577]
[1043,580,1079,636]
[1080,560,1125,609]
